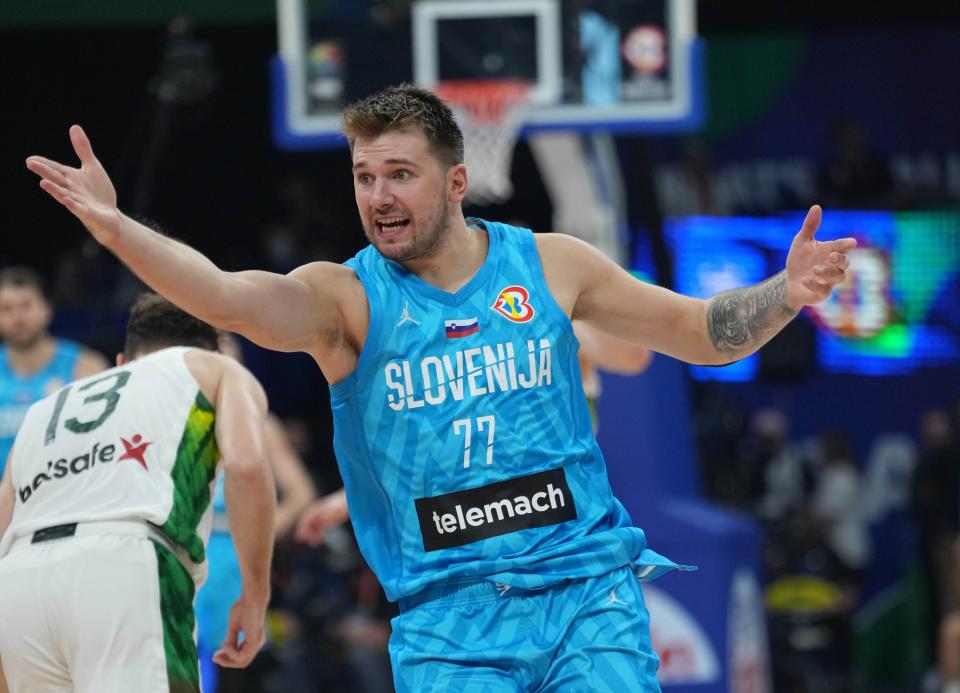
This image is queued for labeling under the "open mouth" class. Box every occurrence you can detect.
[376,217,411,236]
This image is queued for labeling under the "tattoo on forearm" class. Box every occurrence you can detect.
[707,271,798,358]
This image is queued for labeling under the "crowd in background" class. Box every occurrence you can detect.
[697,395,960,693]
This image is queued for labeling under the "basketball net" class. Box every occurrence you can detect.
[433,79,533,206]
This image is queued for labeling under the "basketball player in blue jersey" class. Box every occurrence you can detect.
[0,267,108,475]
[28,85,856,691]
[296,319,650,543]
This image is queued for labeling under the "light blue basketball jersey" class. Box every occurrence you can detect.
[0,340,81,473]
[331,220,678,602]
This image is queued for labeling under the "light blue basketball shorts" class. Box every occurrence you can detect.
[390,565,662,692]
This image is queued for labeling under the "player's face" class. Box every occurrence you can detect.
[0,285,52,349]
[352,127,452,262]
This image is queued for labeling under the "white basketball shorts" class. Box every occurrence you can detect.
[0,521,199,693]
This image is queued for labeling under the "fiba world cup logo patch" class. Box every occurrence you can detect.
[491,285,535,323]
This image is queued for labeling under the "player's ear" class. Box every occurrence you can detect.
[448,163,468,203]
[115,353,126,367]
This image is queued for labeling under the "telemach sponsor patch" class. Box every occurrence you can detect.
[415,467,577,551]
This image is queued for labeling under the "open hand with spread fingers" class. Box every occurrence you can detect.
[784,205,857,308]
[25,125,121,246]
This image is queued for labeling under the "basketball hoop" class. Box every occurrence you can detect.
[433,79,533,206]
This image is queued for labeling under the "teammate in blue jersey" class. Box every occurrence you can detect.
[28,85,856,691]
[0,267,108,474]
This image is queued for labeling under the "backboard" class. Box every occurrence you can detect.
[273,0,704,149]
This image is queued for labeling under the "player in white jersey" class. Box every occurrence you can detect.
[0,293,276,693]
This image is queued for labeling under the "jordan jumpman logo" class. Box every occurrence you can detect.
[606,587,628,606]
[397,300,421,327]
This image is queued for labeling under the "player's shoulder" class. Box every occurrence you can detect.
[291,259,357,278]
[184,348,261,385]
[533,232,608,270]
[289,259,365,299]
[182,348,235,375]
[532,231,594,252]
[183,348,264,406]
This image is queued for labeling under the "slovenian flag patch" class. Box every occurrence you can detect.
[444,317,479,339]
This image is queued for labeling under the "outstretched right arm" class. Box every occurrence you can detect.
[26,126,348,357]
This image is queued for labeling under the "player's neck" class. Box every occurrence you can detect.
[405,219,489,294]
[5,335,56,375]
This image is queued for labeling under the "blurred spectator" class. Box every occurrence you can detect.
[762,430,867,693]
[818,114,895,208]
[861,433,918,523]
[0,267,108,474]
[744,407,808,522]
[809,430,871,579]
[764,505,859,693]
[911,408,960,670]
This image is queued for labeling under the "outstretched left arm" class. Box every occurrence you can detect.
[705,205,854,362]
[539,205,855,366]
